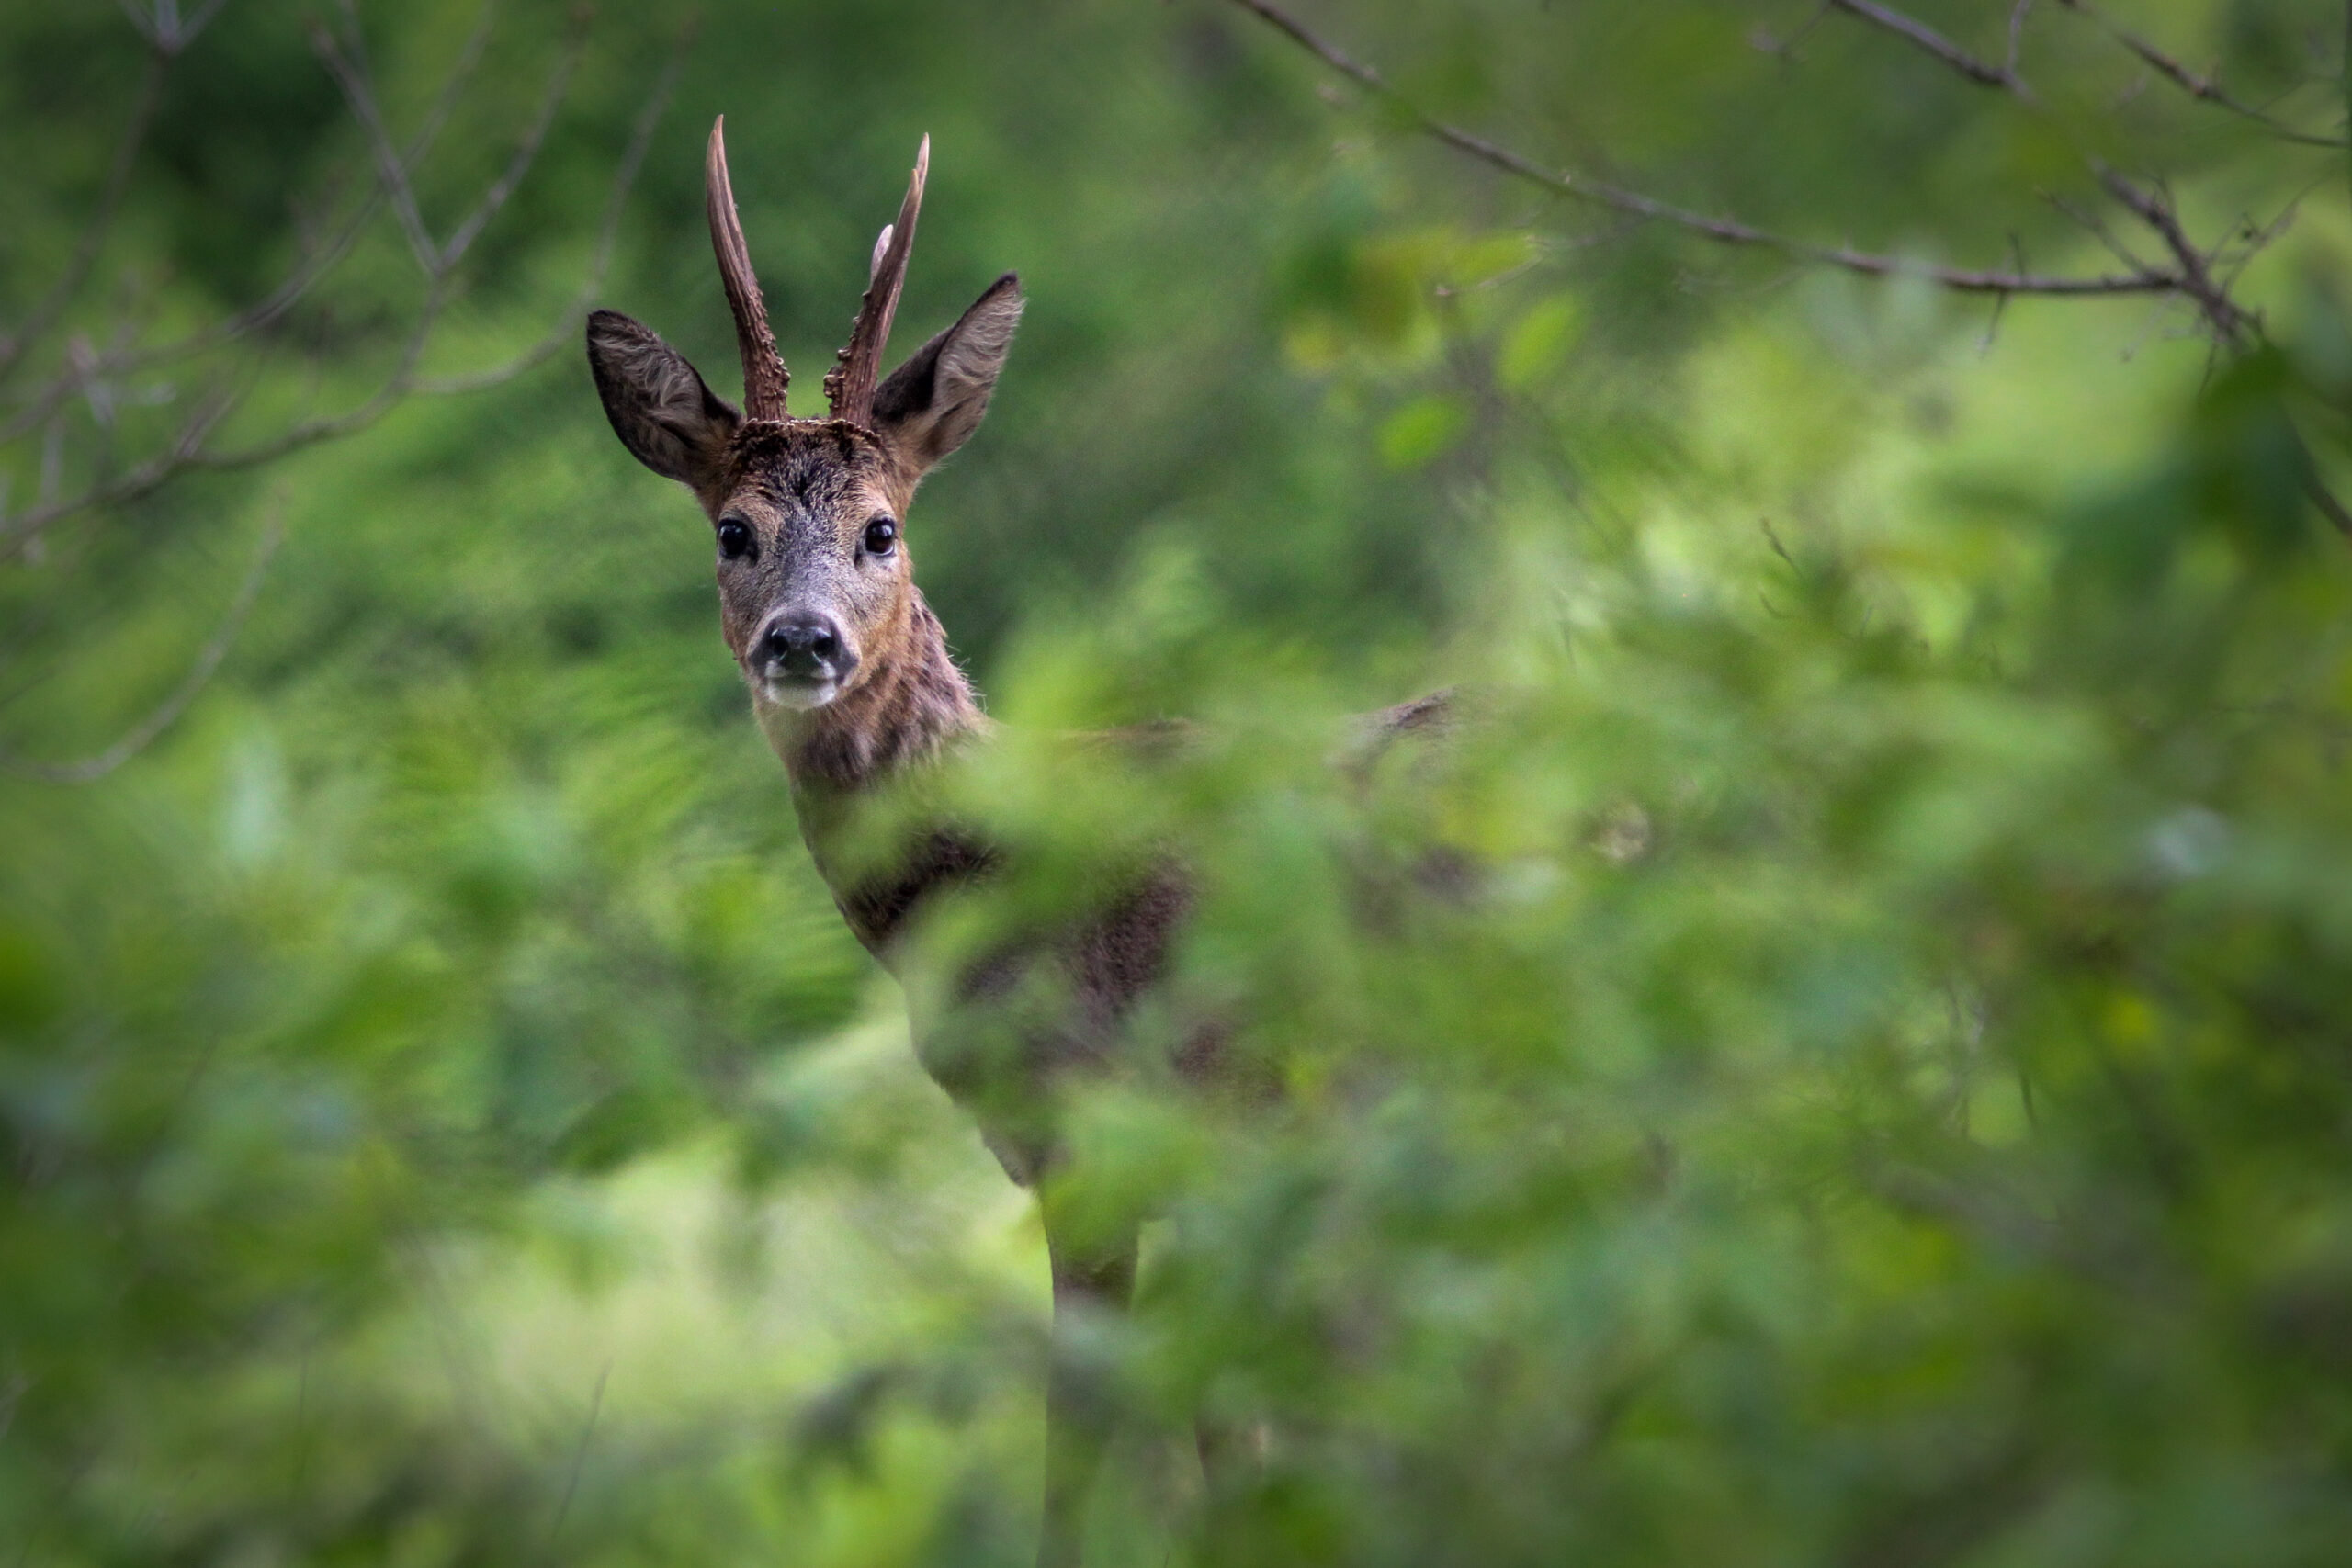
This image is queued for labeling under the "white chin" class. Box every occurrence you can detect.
[761,678,839,712]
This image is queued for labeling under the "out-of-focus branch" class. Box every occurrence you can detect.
[416,33,684,395]
[2301,464,2352,540]
[112,0,229,55]
[1227,0,2352,543]
[1221,0,2179,299]
[2052,0,2346,148]
[398,0,502,177]
[0,52,166,378]
[0,13,503,447]
[1757,0,2283,351]
[1792,0,2347,530]
[310,17,441,274]
[0,498,283,784]
[1842,0,2348,148]
[2091,164,2253,344]
[437,10,593,269]
[0,8,687,563]
[1826,0,2030,96]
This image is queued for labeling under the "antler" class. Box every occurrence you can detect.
[826,135,929,427]
[705,116,790,422]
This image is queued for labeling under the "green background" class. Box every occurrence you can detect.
[6,1,2352,1562]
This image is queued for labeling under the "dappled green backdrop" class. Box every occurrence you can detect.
[8,0,2352,1563]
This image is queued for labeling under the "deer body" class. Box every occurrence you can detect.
[590,121,1193,1566]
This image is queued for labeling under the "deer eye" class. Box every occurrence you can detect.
[717,518,752,560]
[862,516,898,557]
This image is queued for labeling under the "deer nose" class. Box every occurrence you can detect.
[757,613,852,681]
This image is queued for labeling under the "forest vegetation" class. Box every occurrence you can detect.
[6,1,2352,1563]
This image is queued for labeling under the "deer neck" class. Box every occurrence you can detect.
[759,586,984,793]
[757,587,991,954]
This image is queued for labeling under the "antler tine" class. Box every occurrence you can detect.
[706,116,790,423]
[827,135,929,427]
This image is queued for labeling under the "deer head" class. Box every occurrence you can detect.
[588,119,1022,716]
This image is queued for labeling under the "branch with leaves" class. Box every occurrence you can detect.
[1220,0,2352,538]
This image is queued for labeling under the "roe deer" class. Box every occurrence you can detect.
[588,120,1443,1566]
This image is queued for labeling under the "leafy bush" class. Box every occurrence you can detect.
[6,2,2352,1564]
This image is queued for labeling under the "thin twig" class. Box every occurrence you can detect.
[0,51,505,430]
[0,15,682,558]
[310,17,442,274]
[112,0,159,46]
[2052,0,2347,148]
[0,498,285,784]
[2301,462,2352,539]
[175,0,232,49]
[0,51,168,377]
[400,0,503,177]
[0,390,233,552]
[2042,190,2156,274]
[1978,234,2024,355]
[414,27,684,394]
[543,1361,611,1555]
[1821,0,2286,351]
[2093,163,2251,342]
[2213,199,2305,296]
[0,8,491,440]
[1755,2,1834,65]
[1222,0,2177,299]
[1826,0,2031,96]
[438,8,593,268]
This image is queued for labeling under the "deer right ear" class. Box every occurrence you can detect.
[586,310,740,490]
[871,274,1023,476]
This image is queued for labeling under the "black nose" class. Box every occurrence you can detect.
[759,615,845,680]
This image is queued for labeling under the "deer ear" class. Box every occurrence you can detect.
[872,274,1023,475]
[586,310,740,489]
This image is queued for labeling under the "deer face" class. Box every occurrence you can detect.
[585,126,1019,713]
[704,422,906,710]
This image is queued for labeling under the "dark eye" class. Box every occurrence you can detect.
[863,516,898,557]
[717,518,752,560]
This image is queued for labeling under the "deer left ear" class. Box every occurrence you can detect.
[586,310,741,491]
[872,273,1023,476]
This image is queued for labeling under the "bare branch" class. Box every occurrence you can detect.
[0,22,503,446]
[0,17,684,558]
[176,0,232,49]
[2302,465,2352,540]
[2041,190,2156,274]
[110,0,159,48]
[0,51,167,378]
[414,28,684,395]
[2092,164,2253,342]
[0,391,236,552]
[309,17,442,274]
[437,8,592,269]
[397,0,503,177]
[1222,0,2178,299]
[1818,0,2304,354]
[1826,0,2030,96]
[2053,0,2347,148]
[0,499,284,784]
[1841,0,2346,148]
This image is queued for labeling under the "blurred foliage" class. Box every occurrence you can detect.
[7,0,2352,1563]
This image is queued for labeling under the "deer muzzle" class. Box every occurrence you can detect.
[753,610,858,709]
